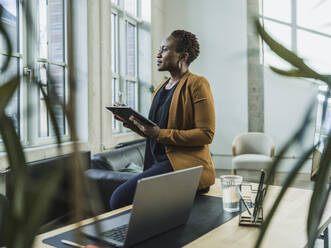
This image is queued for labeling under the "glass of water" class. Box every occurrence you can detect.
[220,175,243,212]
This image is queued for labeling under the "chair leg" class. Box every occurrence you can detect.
[232,169,237,175]
[273,174,277,185]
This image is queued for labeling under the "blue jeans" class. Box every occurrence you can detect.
[110,160,173,210]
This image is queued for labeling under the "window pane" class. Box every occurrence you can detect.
[263,20,292,70]
[0,55,20,134]
[316,93,331,133]
[38,0,48,59]
[297,0,331,35]
[125,0,136,16]
[141,0,151,22]
[261,0,291,23]
[111,0,118,5]
[126,80,136,109]
[48,0,65,62]
[38,64,66,137]
[111,13,117,73]
[126,21,136,76]
[0,0,19,53]
[297,30,331,74]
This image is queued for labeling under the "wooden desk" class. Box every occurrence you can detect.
[34,179,331,248]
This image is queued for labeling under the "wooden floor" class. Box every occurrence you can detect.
[215,169,329,248]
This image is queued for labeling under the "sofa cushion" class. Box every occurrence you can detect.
[232,154,273,171]
[91,142,145,171]
[120,162,143,174]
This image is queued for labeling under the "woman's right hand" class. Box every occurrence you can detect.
[113,102,135,130]
[114,114,131,129]
[113,102,129,127]
[112,103,146,137]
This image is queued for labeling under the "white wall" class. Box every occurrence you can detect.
[151,0,167,86]
[162,0,248,169]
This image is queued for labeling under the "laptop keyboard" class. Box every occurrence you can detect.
[102,224,128,243]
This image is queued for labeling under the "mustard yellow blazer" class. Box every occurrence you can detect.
[153,70,216,189]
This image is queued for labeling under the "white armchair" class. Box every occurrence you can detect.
[232,132,276,184]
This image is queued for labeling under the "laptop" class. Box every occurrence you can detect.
[81,166,203,247]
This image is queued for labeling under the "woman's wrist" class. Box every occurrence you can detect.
[151,126,160,139]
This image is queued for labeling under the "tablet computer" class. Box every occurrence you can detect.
[106,106,156,127]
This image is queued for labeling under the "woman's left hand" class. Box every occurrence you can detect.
[129,116,160,138]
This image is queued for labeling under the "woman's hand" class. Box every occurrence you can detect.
[112,103,133,129]
[129,116,160,138]
[114,114,131,129]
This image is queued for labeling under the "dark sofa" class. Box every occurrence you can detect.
[5,151,91,231]
[85,139,145,213]
[0,194,7,246]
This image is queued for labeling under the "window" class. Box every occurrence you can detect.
[37,0,68,138]
[0,0,68,148]
[0,0,20,138]
[259,0,331,154]
[111,0,139,133]
[259,0,331,73]
[314,86,331,148]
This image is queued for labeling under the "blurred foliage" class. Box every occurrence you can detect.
[255,20,331,248]
[0,2,95,247]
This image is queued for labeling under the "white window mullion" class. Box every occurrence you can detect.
[25,0,38,147]
[291,0,297,53]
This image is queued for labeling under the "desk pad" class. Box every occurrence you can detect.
[43,195,243,248]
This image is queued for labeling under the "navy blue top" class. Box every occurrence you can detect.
[147,82,178,162]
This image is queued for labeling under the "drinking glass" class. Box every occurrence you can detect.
[220,175,243,212]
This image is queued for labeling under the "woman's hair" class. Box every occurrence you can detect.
[171,30,200,65]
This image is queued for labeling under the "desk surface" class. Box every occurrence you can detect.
[34,179,331,248]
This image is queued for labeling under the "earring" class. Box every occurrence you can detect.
[179,61,182,70]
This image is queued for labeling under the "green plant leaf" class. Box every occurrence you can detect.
[269,67,312,78]
[0,5,13,72]
[0,76,20,115]
[0,114,27,247]
[256,20,329,84]
[307,134,331,247]
[255,145,316,247]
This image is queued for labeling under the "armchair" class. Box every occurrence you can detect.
[232,132,276,184]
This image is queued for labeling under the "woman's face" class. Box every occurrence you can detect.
[157,35,181,72]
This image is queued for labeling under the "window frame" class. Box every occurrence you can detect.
[0,0,23,150]
[34,0,70,145]
[259,0,331,61]
[0,0,70,151]
[111,0,141,135]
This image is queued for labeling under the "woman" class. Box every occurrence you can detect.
[110,30,216,210]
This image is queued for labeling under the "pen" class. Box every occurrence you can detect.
[61,239,100,248]
[236,187,252,216]
[61,240,84,248]
[252,169,265,222]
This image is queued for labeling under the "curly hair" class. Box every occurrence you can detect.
[171,30,200,65]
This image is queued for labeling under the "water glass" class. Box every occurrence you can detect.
[220,175,243,212]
